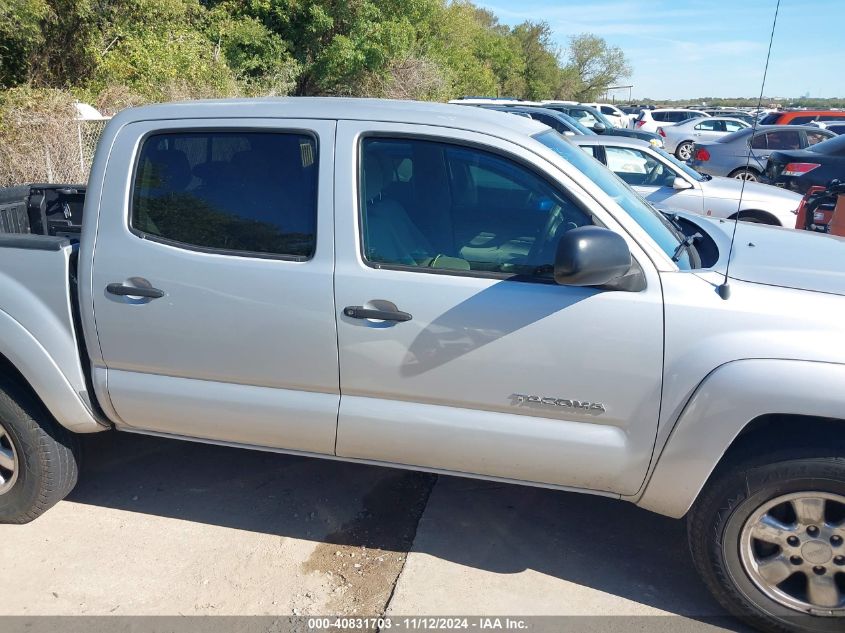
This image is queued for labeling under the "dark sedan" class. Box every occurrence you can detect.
[767,134,845,193]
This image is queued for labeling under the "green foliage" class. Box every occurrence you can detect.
[0,0,49,86]
[0,0,633,104]
[565,33,631,101]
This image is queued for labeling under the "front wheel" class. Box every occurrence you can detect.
[0,377,80,524]
[676,141,695,161]
[689,456,845,633]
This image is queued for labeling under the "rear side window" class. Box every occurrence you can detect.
[765,130,802,150]
[652,112,668,122]
[131,131,318,259]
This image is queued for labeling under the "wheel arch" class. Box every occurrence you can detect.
[728,165,763,178]
[728,208,782,225]
[636,359,845,518]
[0,310,106,434]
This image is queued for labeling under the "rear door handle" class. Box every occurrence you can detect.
[106,283,165,299]
[344,306,412,322]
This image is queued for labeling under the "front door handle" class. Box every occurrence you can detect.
[344,306,412,322]
[106,283,165,299]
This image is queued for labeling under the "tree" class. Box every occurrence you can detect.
[565,33,631,101]
[511,21,559,100]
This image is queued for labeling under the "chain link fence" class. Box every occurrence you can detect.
[0,109,109,188]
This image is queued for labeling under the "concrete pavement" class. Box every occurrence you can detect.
[0,431,740,630]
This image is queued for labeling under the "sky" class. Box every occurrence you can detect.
[475,0,844,100]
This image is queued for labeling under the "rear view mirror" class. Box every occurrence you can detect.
[554,226,632,287]
[673,176,693,190]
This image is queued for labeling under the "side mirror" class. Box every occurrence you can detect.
[673,176,693,190]
[554,226,632,287]
[592,122,607,133]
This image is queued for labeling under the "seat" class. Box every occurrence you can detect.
[363,154,435,266]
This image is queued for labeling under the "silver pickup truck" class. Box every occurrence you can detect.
[0,99,843,632]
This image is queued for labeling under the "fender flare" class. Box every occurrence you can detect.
[0,309,105,433]
[636,358,845,518]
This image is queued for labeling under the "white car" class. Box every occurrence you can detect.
[632,108,710,133]
[658,117,750,160]
[580,102,630,128]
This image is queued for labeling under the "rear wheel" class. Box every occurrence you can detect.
[689,456,845,633]
[676,141,695,161]
[730,168,761,181]
[0,377,80,524]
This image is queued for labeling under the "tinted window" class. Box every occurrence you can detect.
[360,138,592,278]
[759,113,781,125]
[765,130,802,150]
[750,133,768,149]
[652,112,668,122]
[132,131,318,258]
[819,114,845,121]
[600,106,615,115]
[827,124,845,135]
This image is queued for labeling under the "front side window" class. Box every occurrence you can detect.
[359,138,592,279]
[132,131,318,258]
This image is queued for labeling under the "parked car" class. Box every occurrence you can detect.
[473,104,595,136]
[0,98,844,633]
[632,108,710,132]
[700,109,756,124]
[538,102,664,147]
[760,109,845,125]
[572,135,802,225]
[766,133,845,193]
[658,117,749,160]
[810,120,845,135]
[688,125,836,181]
[579,102,630,128]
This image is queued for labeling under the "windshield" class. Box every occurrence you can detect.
[588,108,615,128]
[809,133,845,156]
[653,147,707,181]
[534,130,695,270]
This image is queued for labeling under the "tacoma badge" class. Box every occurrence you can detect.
[509,393,606,413]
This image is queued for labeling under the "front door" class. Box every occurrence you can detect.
[90,119,339,454]
[333,122,665,495]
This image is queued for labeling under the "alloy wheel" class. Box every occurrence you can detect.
[740,492,845,614]
[0,421,18,495]
[677,143,693,161]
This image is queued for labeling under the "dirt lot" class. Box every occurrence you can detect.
[0,431,743,631]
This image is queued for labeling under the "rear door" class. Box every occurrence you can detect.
[89,118,340,453]
[332,121,665,495]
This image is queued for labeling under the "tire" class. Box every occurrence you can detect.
[0,375,80,524]
[689,456,845,633]
[676,141,695,161]
[730,168,761,182]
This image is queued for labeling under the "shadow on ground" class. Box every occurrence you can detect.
[70,431,736,624]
